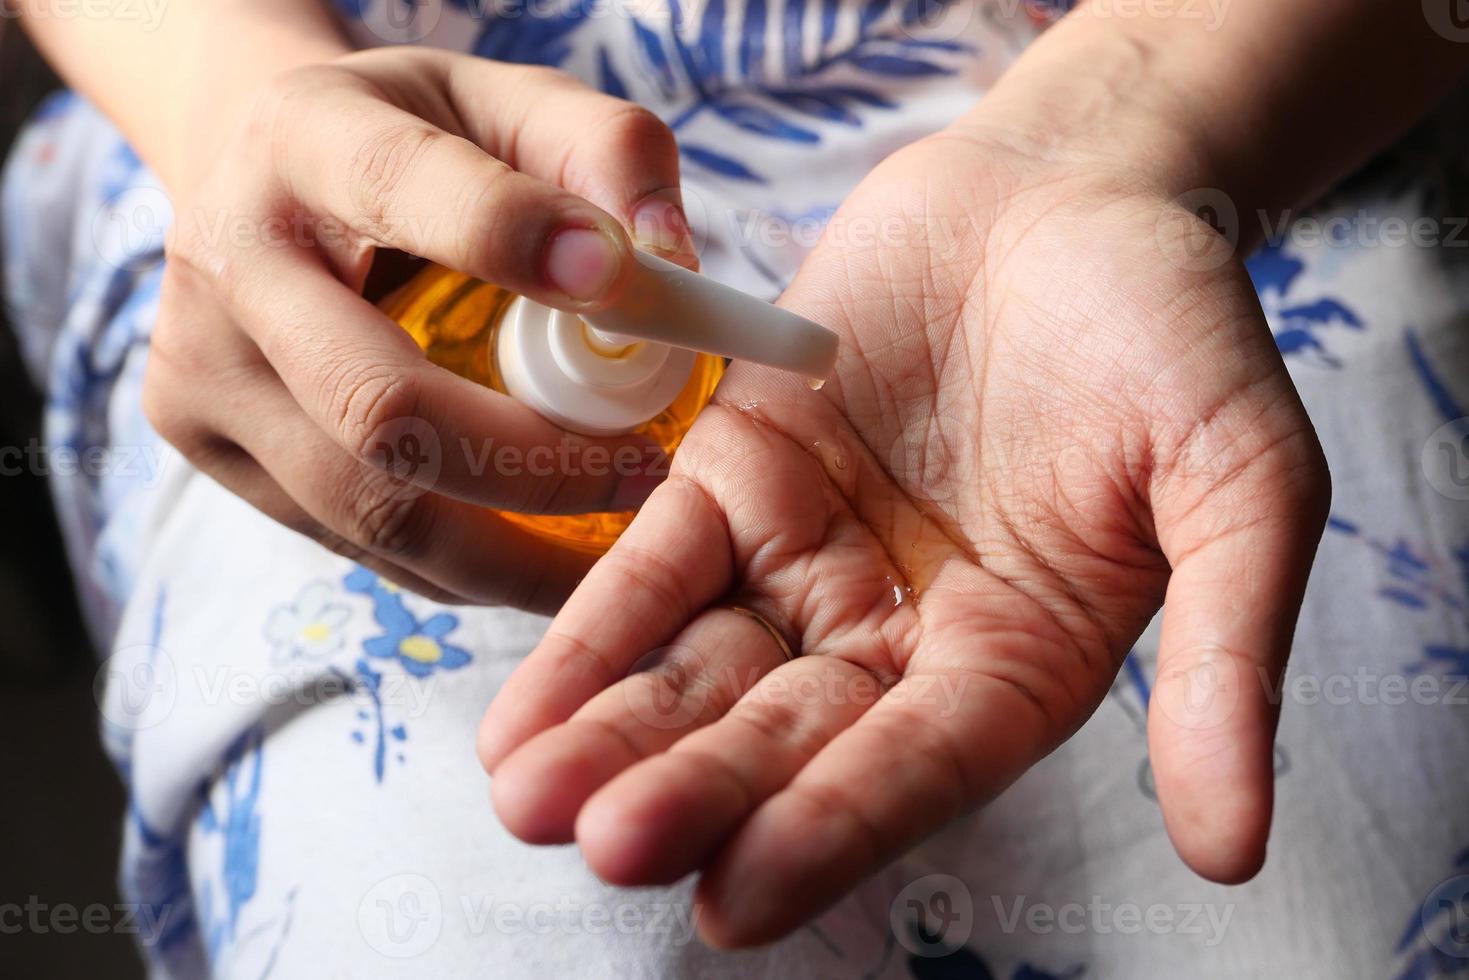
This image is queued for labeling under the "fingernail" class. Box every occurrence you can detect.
[544,226,622,301]
[631,198,694,258]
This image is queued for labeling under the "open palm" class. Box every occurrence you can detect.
[477,126,1329,945]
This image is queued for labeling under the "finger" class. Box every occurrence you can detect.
[198,251,666,515]
[490,607,784,845]
[690,656,1054,948]
[279,64,655,308]
[181,359,599,612]
[433,56,695,263]
[476,473,734,770]
[1148,434,1329,883]
[574,651,876,887]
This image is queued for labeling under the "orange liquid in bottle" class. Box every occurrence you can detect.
[380,264,724,556]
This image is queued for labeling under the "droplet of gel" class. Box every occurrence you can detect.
[806,376,826,391]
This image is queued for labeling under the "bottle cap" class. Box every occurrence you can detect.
[496,250,839,436]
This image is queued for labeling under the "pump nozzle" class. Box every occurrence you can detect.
[495,251,840,436]
[581,250,840,382]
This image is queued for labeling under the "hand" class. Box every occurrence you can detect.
[476,113,1329,942]
[144,47,696,610]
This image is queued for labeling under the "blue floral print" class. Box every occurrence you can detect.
[339,566,473,781]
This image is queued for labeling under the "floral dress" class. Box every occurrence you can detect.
[4,1,1469,977]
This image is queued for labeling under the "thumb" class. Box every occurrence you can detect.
[1147,416,1330,883]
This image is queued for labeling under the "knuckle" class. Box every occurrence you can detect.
[141,364,206,457]
[165,208,233,291]
[597,104,676,160]
[342,484,434,559]
[326,363,423,460]
[347,123,443,238]
[448,159,520,273]
[245,67,335,170]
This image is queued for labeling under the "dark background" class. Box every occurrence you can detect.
[0,22,145,979]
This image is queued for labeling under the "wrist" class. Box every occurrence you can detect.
[955,16,1242,210]
[166,2,353,196]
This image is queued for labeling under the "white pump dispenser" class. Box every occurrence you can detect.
[495,250,839,436]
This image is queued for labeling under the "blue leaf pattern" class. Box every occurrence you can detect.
[440,0,977,182]
[680,143,767,182]
[848,52,950,76]
[740,0,768,81]
[599,46,629,98]
[634,19,678,96]
[470,0,597,66]
[626,0,975,181]
[711,99,821,141]
[766,88,864,125]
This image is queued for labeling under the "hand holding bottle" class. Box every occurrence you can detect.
[140,46,700,609]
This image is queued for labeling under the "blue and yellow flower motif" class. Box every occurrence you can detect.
[362,607,472,678]
[346,566,472,678]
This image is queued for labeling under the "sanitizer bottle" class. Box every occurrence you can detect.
[381,249,839,555]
